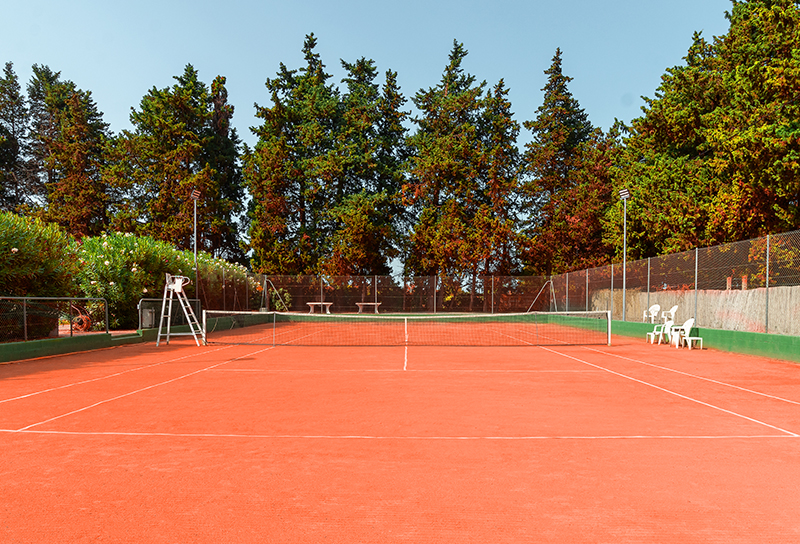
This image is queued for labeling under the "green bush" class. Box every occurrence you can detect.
[77,233,196,329]
[78,233,262,329]
[0,212,79,297]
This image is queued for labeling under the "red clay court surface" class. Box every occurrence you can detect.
[2,334,800,542]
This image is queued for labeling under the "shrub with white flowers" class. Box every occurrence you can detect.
[0,212,79,297]
[77,233,195,329]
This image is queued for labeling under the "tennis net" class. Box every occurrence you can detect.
[202,310,611,347]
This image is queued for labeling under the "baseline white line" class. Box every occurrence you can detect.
[1,429,795,440]
[13,345,276,432]
[540,346,800,437]
[0,345,235,405]
[583,345,800,406]
[208,368,602,373]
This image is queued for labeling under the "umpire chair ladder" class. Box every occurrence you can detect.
[156,273,202,347]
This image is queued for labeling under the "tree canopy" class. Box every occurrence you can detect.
[3,1,800,277]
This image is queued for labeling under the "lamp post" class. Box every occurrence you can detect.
[619,188,631,322]
[190,189,201,295]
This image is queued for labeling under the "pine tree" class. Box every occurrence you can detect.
[203,75,246,262]
[522,49,594,274]
[25,64,62,206]
[404,40,487,281]
[41,81,110,237]
[319,60,408,275]
[613,0,800,257]
[107,65,243,257]
[474,79,522,277]
[0,62,29,210]
[245,34,341,274]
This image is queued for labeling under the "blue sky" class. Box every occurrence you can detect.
[2,0,732,147]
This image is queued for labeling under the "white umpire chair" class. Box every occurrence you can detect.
[156,273,203,347]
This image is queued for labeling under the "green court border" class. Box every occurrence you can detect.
[1,321,798,365]
[0,326,191,364]
[614,321,800,364]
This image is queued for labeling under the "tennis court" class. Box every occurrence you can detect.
[2,324,800,542]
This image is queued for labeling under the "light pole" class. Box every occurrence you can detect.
[619,188,631,322]
[190,189,201,297]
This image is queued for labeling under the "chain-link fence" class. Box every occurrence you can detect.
[23,228,782,338]
[0,297,109,343]
[215,230,800,337]
[550,229,800,336]
[237,275,553,315]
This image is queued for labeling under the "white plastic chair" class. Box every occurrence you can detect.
[661,305,678,323]
[678,318,703,350]
[646,320,673,345]
[643,304,661,324]
[673,318,703,349]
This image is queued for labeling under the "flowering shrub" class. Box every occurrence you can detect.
[0,212,79,296]
[1,219,262,331]
[78,233,198,329]
[78,233,261,329]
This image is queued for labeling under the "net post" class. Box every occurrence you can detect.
[201,310,207,345]
[606,310,612,345]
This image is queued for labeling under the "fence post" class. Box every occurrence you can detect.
[609,265,613,319]
[647,257,651,311]
[694,248,699,324]
[566,273,569,312]
[491,276,495,314]
[766,235,770,334]
[433,276,437,314]
[23,297,27,342]
[586,271,589,311]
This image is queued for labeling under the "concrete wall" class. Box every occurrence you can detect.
[592,285,800,337]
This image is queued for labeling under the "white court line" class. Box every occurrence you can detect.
[582,346,800,406]
[209,368,602,373]
[0,428,796,440]
[540,346,799,437]
[12,345,276,432]
[0,345,235,405]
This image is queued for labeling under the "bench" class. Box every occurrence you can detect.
[356,302,381,314]
[307,302,333,314]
